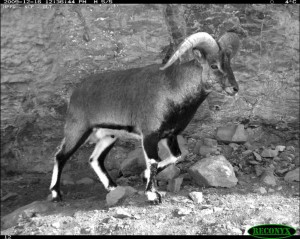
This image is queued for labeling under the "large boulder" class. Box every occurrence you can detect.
[120,148,146,177]
[156,164,180,181]
[106,186,137,206]
[188,155,238,188]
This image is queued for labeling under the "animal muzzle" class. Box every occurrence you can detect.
[224,86,238,96]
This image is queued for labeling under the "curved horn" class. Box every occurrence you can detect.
[160,32,219,70]
[218,32,240,59]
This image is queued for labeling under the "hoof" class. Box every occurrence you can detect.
[50,190,62,202]
[146,191,162,205]
[107,185,117,192]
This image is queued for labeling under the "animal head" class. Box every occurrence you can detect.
[160,32,240,96]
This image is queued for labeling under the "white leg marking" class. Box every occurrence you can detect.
[158,138,181,168]
[89,136,116,189]
[50,138,65,189]
[158,155,181,168]
[146,191,157,201]
[141,138,153,186]
[51,190,58,198]
[50,163,59,189]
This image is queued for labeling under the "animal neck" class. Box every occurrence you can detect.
[166,60,211,101]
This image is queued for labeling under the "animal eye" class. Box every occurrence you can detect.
[210,64,218,70]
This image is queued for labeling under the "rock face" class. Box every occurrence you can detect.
[1,5,299,173]
[188,155,238,188]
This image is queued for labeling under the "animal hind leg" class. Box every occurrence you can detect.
[50,128,92,202]
[157,135,182,172]
[89,135,117,191]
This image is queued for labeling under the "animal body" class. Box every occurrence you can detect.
[50,31,240,204]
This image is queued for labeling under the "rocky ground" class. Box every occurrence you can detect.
[1,121,299,235]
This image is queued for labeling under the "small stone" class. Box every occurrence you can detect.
[244,142,254,150]
[213,207,223,213]
[238,180,247,186]
[276,168,289,175]
[232,124,248,143]
[176,208,191,216]
[133,214,141,220]
[268,188,275,193]
[188,192,203,204]
[233,166,239,172]
[115,209,131,219]
[216,125,236,143]
[138,191,144,196]
[102,217,111,224]
[201,208,214,215]
[52,221,61,229]
[258,187,267,194]
[242,150,252,157]
[229,143,239,150]
[47,194,53,201]
[76,177,94,185]
[231,228,242,234]
[185,154,197,162]
[286,146,295,152]
[80,227,91,234]
[193,141,202,154]
[273,156,281,161]
[261,168,276,186]
[262,175,277,186]
[284,168,300,182]
[253,152,262,161]
[167,177,183,193]
[159,191,167,198]
[261,149,278,158]
[249,160,260,165]
[277,186,282,191]
[294,157,299,166]
[199,145,218,156]
[275,145,286,152]
[203,138,218,147]
[254,165,264,177]
[1,192,18,202]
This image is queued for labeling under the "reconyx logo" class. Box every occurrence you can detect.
[248,224,296,239]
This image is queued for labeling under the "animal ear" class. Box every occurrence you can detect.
[193,49,206,64]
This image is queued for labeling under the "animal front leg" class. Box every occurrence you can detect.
[89,135,117,191]
[142,133,162,204]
